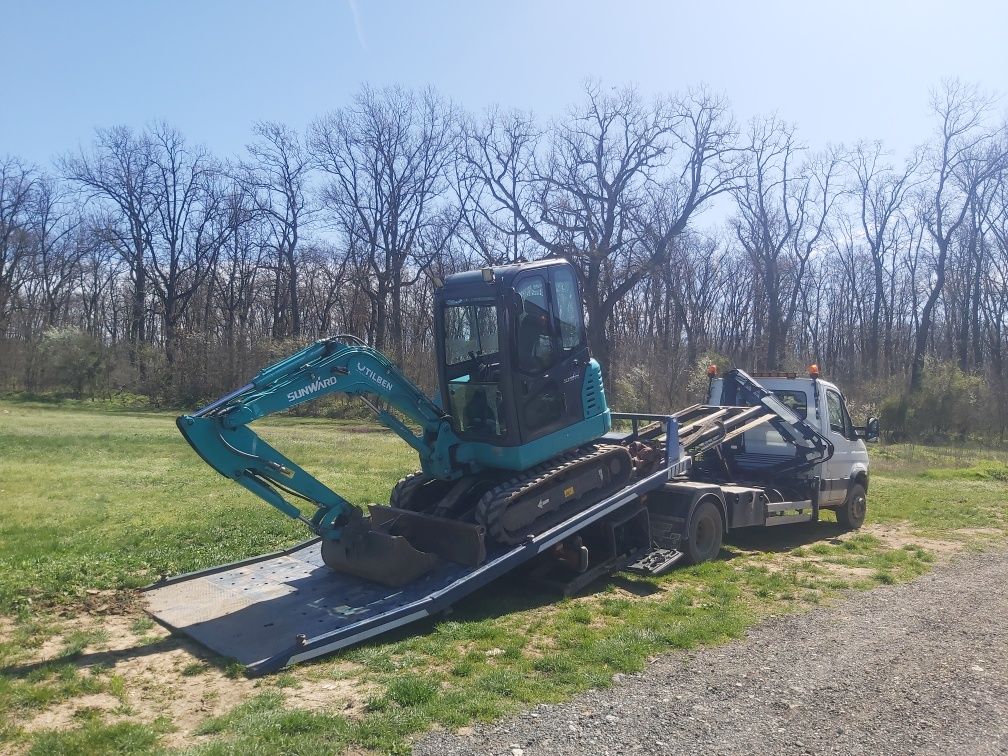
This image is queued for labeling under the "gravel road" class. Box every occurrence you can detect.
[415,548,1008,755]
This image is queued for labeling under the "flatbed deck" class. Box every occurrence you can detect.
[144,454,690,674]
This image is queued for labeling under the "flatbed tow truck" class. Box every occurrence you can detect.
[145,366,877,674]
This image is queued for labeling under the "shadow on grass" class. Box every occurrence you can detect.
[330,561,653,658]
[725,519,849,555]
[327,523,855,659]
[0,633,237,680]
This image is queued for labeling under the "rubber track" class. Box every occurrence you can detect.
[474,444,633,545]
[389,470,431,510]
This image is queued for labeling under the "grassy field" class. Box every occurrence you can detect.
[0,398,1006,754]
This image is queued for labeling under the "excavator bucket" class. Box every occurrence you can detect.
[321,507,487,587]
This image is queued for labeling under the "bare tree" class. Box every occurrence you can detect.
[29,174,85,327]
[465,82,736,380]
[662,231,730,365]
[209,177,263,382]
[732,118,842,369]
[848,141,922,376]
[0,157,38,332]
[310,85,458,362]
[910,81,1005,390]
[458,107,543,264]
[61,127,157,373]
[147,123,228,365]
[243,122,311,340]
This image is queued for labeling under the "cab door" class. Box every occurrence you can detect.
[549,264,591,430]
[823,387,857,505]
[511,269,578,444]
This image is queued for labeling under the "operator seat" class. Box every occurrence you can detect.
[517,299,554,372]
[463,388,491,434]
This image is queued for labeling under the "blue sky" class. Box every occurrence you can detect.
[3,0,1007,169]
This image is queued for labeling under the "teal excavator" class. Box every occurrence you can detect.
[178,259,633,587]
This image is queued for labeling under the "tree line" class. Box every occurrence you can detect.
[1,80,1006,440]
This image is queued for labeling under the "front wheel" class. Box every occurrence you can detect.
[683,499,723,565]
[836,483,867,530]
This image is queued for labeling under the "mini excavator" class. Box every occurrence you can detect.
[177,259,634,587]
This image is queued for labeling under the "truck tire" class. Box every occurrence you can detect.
[836,482,867,530]
[683,499,723,565]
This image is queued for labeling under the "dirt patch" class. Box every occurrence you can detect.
[725,522,969,584]
[284,676,376,717]
[24,693,123,733]
[868,523,967,557]
[2,610,374,748]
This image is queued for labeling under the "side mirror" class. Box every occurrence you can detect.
[857,416,880,442]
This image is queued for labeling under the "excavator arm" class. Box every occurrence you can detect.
[177,336,466,542]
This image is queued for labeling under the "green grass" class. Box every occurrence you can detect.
[922,460,1008,482]
[0,399,1006,754]
[0,399,418,612]
[29,717,169,755]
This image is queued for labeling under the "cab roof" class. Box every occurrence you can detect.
[441,258,569,290]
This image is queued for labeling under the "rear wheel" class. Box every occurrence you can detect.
[683,499,723,565]
[836,482,867,530]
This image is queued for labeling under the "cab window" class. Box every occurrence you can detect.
[826,389,846,436]
[551,267,585,352]
[772,389,808,420]
[515,276,555,373]
[443,299,499,366]
[443,299,505,439]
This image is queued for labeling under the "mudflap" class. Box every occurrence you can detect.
[321,506,487,587]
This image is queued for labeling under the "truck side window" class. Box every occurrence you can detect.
[826,390,845,436]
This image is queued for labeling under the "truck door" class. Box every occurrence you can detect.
[823,387,856,505]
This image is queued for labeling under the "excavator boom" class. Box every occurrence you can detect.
[177,336,481,586]
[178,336,464,539]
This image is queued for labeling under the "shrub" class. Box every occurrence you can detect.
[879,360,983,442]
[39,327,105,398]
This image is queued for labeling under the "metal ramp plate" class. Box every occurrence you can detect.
[144,539,478,674]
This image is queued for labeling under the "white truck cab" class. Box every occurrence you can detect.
[707,367,879,528]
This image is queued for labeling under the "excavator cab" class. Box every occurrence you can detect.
[434,259,612,471]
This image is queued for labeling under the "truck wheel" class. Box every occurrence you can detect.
[683,499,723,565]
[836,483,867,530]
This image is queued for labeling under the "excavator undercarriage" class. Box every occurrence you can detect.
[323,444,637,585]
